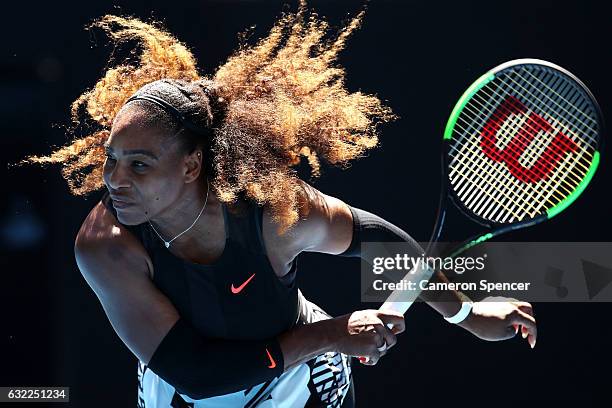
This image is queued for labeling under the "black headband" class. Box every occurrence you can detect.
[125,93,213,137]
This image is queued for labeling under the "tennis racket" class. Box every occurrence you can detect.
[379,58,603,316]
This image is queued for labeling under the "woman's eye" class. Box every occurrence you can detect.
[103,155,147,170]
[132,161,148,169]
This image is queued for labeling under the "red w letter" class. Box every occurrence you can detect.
[480,96,578,183]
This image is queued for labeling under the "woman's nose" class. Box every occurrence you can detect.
[105,164,131,190]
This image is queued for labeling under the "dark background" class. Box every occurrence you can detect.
[2,0,610,406]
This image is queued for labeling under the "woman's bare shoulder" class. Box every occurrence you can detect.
[262,179,353,258]
[74,200,153,279]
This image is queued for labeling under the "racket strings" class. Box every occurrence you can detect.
[451,110,543,214]
[503,67,598,147]
[499,71,596,174]
[454,97,583,211]
[466,95,582,183]
[449,126,546,219]
[471,73,593,178]
[452,136,582,222]
[464,92,588,189]
[450,119,556,221]
[448,136,531,220]
[515,69,599,135]
[463,68,598,170]
[459,66,598,161]
[502,73,597,142]
[447,66,599,223]
[481,88,589,199]
[453,96,589,220]
[500,68,597,176]
[485,71,596,178]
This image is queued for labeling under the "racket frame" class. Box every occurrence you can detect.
[435,59,603,256]
[379,59,604,316]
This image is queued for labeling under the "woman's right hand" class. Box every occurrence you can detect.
[331,309,405,365]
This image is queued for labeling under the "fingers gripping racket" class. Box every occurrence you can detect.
[380,59,604,316]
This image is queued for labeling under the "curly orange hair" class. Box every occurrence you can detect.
[19,0,396,234]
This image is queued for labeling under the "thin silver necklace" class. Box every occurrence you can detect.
[148,180,210,249]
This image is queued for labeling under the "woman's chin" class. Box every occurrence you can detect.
[115,209,146,226]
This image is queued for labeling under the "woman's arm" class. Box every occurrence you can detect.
[278,309,404,370]
[74,203,284,398]
[276,182,537,346]
[270,181,466,318]
[74,202,402,399]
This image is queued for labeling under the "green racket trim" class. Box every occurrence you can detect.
[449,151,599,255]
[547,151,600,219]
[443,72,495,140]
[449,233,493,258]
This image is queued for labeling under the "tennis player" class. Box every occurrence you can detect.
[22,3,536,407]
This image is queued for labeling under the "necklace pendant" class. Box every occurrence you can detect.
[148,181,209,252]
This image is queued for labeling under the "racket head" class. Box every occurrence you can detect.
[442,59,603,228]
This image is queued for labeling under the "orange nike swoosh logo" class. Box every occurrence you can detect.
[230,273,256,294]
[265,348,276,369]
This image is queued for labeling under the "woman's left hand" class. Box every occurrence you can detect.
[458,297,537,348]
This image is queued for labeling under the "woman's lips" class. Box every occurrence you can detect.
[111,199,135,209]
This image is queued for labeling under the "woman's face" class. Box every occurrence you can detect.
[103,107,198,225]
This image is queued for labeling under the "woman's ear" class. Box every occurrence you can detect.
[183,150,203,184]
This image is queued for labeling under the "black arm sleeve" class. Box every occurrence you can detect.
[147,317,284,400]
[338,205,424,258]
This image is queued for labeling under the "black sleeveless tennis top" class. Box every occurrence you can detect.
[100,191,300,341]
